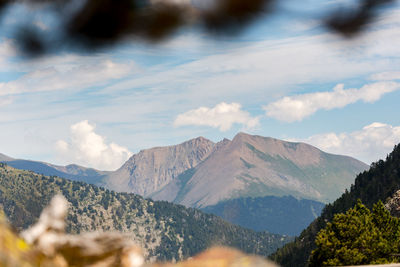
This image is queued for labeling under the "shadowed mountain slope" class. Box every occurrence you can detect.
[202,196,325,236]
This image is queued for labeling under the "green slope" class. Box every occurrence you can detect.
[0,163,291,262]
[245,142,368,203]
[270,144,400,267]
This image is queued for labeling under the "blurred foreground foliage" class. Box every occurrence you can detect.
[0,210,63,267]
[0,201,279,267]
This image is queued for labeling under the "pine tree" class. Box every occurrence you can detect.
[309,200,400,266]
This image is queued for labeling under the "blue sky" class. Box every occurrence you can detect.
[1,0,400,170]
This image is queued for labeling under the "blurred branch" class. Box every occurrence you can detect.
[0,0,396,56]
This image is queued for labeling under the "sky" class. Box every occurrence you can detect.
[1,0,400,170]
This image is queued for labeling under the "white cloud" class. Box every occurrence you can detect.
[55,120,132,170]
[0,58,134,96]
[264,81,400,122]
[370,71,400,81]
[0,96,13,107]
[0,39,17,71]
[174,102,259,131]
[301,122,400,164]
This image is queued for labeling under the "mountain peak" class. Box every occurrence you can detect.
[233,132,256,140]
[106,135,215,196]
[233,132,276,142]
[235,131,250,137]
[184,136,214,145]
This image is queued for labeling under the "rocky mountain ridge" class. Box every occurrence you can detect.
[109,132,367,207]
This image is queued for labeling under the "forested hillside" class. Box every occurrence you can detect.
[0,163,290,262]
[271,144,400,267]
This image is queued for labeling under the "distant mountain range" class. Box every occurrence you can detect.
[0,153,107,184]
[0,132,368,235]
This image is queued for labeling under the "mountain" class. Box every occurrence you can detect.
[0,133,368,236]
[0,163,291,262]
[201,196,325,236]
[270,144,400,267]
[0,153,107,184]
[1,134,367,207]
[107,132,367,207]
[0,153,13,162]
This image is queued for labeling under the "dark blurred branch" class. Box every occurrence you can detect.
[0,0,396,56]
[326,0,395,37]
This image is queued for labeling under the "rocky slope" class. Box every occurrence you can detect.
[103,137,215,196]
[384,189,400,217]
[0,163,290,262]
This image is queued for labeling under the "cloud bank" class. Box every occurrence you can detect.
[302,122,400,164]
[0,58,133,96]
[264,82,400,122]
[56,120,132,170]
[0,96,12,107]
[174,102,259,131]
[370,71,400,81]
